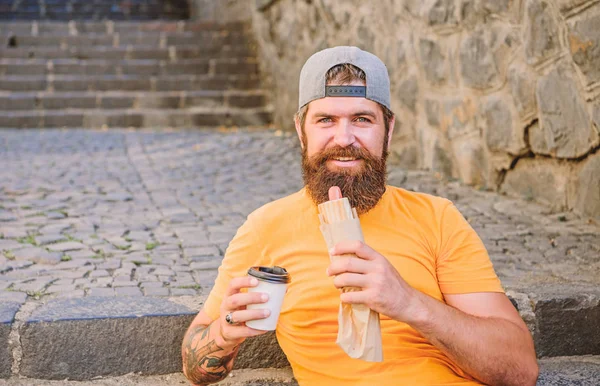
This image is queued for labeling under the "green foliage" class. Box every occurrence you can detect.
[177,284,202,290]
[145,242,159,251]
[3,250,15,260]
[17,235,37,246]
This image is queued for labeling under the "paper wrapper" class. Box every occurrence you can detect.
[318,198,383,362]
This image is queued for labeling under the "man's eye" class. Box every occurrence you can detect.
[356,117,371,123]
[318,118,332,123]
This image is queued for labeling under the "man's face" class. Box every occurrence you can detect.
[295,89,395,214]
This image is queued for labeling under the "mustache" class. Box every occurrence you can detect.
[308,146,374,165]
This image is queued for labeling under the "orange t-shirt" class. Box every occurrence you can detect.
[203,186,503,385]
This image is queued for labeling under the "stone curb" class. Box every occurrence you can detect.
[506,284,600,358]
[0,290,598,381]
[0,296,288,380]
[0,302,21,378]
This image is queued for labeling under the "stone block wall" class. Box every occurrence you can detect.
[249,0,600,219]
[189,0,251,22]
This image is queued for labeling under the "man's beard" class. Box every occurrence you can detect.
[301,143,388,215]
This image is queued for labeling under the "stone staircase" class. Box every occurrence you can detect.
[0,0,189,20]
[0,20,271,129]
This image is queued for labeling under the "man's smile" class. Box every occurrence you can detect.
[328,157,363,167]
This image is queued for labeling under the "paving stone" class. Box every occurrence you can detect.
[96,260,121,270]
[138,274,160,282]
[169,288,197,296]
[46,241,86,252]
[152,267,174,276]
[143,287,169,296]
[0,212,18,222]
[112,280,138,288]
[20,296,196,379]
[67,249,98,259]
[184,246,221,257]
[46,284,78,294]
[34,234,68,246]
[104,193,133,202]
[172,265,192,272]
[13,247,62,265]
[12,278,54,293]
[56,290,86,299]
[0,291,28,303]
[92,277,113,287]
[88,288,115,297]
[190,260,221,270]
[51,269,92,280]
[0,239,25,251]
[115,287,143,296]
[140,281,163,288]
[89,269,110,278]
[0,227,29,239]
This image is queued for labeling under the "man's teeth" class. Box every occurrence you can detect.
[333,157,356,161]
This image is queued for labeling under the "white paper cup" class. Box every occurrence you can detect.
[245,266,290,331]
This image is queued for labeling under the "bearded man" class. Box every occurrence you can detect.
[182,46,539,386]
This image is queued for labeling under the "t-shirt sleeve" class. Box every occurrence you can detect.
[436,201,504,294]
[202,213,263,320]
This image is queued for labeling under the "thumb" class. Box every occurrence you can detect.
[328,186,342,201]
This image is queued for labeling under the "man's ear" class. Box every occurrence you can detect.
[294,115,305,150]
[386,115,396,152]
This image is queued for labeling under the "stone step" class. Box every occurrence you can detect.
[2,358,599,385]
[0,58,259,77]
[0,90,268,110]
[1,31,249,47]
[0,1,190,21]
[0,21,250,35]
[0,369,297,386]
[0,296,598,382]
[536,356,600,386]
[0,74,261,92]
[0,12,190,22]
[507,283,600,359]
[0,107,273,128]
[0,44,254,60]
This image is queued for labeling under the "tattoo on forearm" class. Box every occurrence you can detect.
[183,324,240,384]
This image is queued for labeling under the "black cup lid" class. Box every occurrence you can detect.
[248,266,290,284]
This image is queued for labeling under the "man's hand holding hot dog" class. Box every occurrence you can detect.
[326,240,423,324]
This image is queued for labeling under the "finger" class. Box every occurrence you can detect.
[332,273,368,289]
[225,292,268,311]
[226,308,271,324]
[330,240,378,261]
[225,276,259,297]
[328,186,342,200]
[221,324,269,341]
[327,257,370,276]
[340,290,370,305]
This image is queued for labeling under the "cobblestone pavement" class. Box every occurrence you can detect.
[0,128,598,305]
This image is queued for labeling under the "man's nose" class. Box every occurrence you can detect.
[333,120,356,148]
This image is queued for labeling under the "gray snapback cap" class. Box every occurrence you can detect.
[298,46,391,110]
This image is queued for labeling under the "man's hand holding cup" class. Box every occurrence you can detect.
[218,267,290,348]
[217,276,271,348]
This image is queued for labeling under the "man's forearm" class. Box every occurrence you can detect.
[182,320,241,386]
[408,293,538,386]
